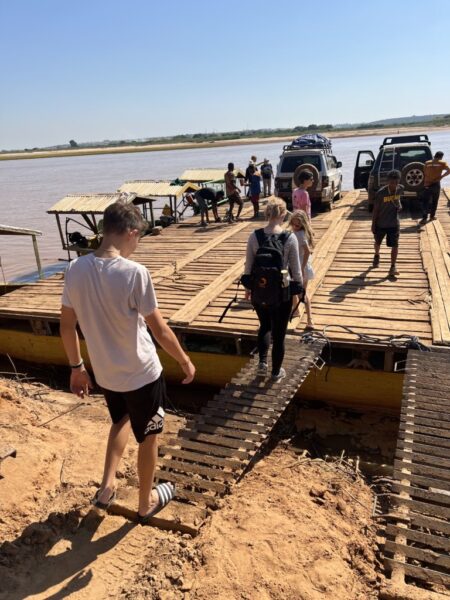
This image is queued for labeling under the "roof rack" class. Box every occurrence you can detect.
[285,133,333,152]
[381,134,430,148]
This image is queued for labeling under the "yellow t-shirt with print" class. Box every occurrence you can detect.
[424,160,449,187]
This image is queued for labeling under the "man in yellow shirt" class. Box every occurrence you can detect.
[419,151,450,225]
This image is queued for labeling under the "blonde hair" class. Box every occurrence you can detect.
[264,196,287,221]
[289,210,315,249]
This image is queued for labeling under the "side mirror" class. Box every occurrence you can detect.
[336,161,342,168]
[365,159,374,166]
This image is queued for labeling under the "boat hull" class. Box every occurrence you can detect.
[0,329,402,411]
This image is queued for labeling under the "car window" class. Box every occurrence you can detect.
[395,147,431,168]
[280,155,322,173]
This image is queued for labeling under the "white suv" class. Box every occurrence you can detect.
[275,139,343,210]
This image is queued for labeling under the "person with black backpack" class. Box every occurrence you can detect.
[242,197,303,382]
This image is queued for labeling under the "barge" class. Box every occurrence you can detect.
[0,188,449,410]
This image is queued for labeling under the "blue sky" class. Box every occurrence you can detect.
[1,0,449,149]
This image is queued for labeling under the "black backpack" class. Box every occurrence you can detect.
[249,229,290,307]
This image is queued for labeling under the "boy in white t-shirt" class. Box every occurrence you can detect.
[60,202,195,523]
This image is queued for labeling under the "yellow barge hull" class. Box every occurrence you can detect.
[0,329,402,411]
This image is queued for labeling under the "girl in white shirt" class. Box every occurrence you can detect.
[290,210,315,328]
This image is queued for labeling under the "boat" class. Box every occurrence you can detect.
[1,186,449,412]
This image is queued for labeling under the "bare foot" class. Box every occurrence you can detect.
[138,489,159,518]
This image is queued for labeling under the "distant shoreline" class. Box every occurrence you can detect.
[2,124,450,162]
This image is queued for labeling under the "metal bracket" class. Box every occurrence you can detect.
[394,359,407,373]
[313,356,326,371]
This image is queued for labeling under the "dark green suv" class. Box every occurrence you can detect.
[354,134,433,210]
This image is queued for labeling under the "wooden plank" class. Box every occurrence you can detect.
[409,511,450,536]
[158,457,235,482]
[179,430,256,451]
[396,448,450,470]
[390,495,450,519]
[420,226,450,345]
[385,558,450,587]
[155,468,227,493]
[191,415,266,433]
[169,260,245,326]
[398,422,450,440]
[396,439,450,460]
[166,438,248,459]
[186,421,262,442]
[386,524,450,553]
[384,540,450,570]
[397,430,450,451]
[390,482,450,507]
[159,446,242,470]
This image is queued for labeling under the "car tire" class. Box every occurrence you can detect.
[293,164,320,190]
[401,162,425,192]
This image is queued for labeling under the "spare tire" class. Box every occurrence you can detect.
[401,162,425,192]
[293,164,320,190]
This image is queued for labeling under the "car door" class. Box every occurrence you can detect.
[330,155,342,191]
[354,151,375,189]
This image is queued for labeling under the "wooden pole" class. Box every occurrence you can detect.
[31,235,43,279]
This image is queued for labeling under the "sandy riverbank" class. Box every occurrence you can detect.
[1,374,445,599]
[2,125,450,162]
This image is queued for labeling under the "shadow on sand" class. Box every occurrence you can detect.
[0,508,134,600]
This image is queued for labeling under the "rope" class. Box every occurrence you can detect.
[321,324,430,351]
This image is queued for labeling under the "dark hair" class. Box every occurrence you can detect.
[299,171,313,183]
[228,162,234,171]
[102,201,146,235]
[387,169,401,180]
[435,151,444,159]
[216,190,225,199]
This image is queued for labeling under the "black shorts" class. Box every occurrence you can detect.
[374,226,399,248]
[102,374,168,443]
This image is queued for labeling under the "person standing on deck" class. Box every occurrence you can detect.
[242,197,303,382]
[260,158,274,197]
[245,156,258,198]
[419,151,450,225]
[371,170,403,278]
[224,162,244,222]
[60,202,195,523]
[248,165,262,218]
[289,210,315,328]
[292,171,313,220]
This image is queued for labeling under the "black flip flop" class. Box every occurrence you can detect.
[138,482,176,525]
[91,488,116,510]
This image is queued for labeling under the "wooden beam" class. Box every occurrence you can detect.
[169,259,245,326]
[420,222,450,345]
[292,190,360,327]
[151,221,250,283]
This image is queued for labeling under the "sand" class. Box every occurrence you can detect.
[0,377,445,599]
[2,125,449,161]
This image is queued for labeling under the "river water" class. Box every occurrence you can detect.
[1,130,449,280]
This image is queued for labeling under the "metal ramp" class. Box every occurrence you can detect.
[385,349,450,591]
[155,337,325,510]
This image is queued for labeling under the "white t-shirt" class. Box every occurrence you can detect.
[61,253,162,392]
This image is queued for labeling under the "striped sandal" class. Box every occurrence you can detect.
[138,482,176,524]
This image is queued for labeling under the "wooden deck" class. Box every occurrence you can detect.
[0,189,449,349]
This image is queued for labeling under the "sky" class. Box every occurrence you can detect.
[1,0,449,149]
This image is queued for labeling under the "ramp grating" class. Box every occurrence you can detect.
[385,349,450,590]
[155,337,325,508]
